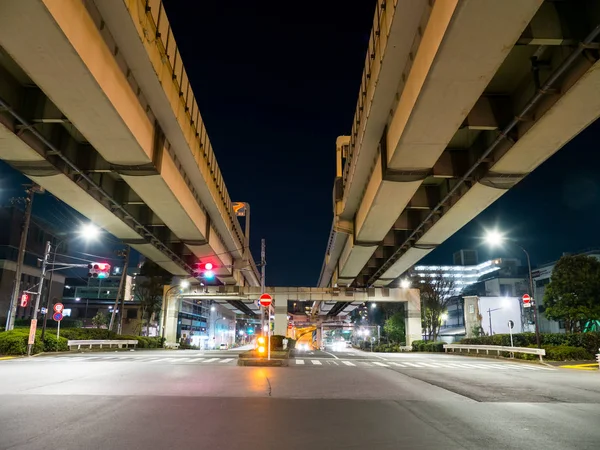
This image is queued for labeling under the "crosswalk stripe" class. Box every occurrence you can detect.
[311,360,322,365]
[390,362,406,367]
[187,358,206,362]
[342,361,355,366]
[202,358,219,363]
[373,362,389,367]
[402,362,423,368]
[414,362,438,368]
[219,358,234,363]
[296,359,305,365]
[172,358,192,363]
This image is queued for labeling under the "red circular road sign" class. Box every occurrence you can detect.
[53,303,64,313]
[522,294,531,303]
[259,293,272,307]
[53,312,63,322]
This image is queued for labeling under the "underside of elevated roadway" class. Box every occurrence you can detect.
[0,0,259,298]
[319,0,600,310]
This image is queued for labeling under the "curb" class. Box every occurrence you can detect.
[0,356,18,361]
[237,358,289,367]
[559,363,599,371]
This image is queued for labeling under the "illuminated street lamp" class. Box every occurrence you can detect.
[484,230,540,348]
[80,223,100,240]
[400,279,411,289]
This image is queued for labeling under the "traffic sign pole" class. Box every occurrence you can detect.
[27,241,51,356]
[57,319,60,342]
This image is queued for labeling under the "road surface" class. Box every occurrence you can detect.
[1,348,599,449]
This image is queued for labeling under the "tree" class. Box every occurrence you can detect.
[91,311,107,329]
[412,271,456,341]
[543,255,600,333]
[383,311,406,344]
[135,260,173,336]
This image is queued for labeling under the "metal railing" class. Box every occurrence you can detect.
[67,339,138,350]
[444,344,546,362]
[341,0,392,194]
[135,0,246,255]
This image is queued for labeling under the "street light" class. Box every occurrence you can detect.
[400,279,411,289]
[484,230,541,348]
[80,223,100,240]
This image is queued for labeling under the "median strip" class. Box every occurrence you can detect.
[559,363,599,371]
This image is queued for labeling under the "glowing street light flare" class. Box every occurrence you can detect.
[80,223,100,240]
[484,230,504,246]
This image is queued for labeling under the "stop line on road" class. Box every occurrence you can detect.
[293,359,555,371]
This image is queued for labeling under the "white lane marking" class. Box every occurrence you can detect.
[202,358,219,363]
[311,360,322,365]
[329,361,339,366]
[513,365,541,371]
[296,359,305,365]
[485,364,518,370]
[414,362,439,368]
[149,358,172,363]
[187,358,206,362]
[219,358,234,364]
[172,358,192,363]
[322,351,339,360]
[373,362,389,367]
[402,362,424,368]
[390,362,406,367]
[342,361,355,366]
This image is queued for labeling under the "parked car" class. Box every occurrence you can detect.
[219,343,228,350]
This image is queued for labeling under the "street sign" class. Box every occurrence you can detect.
[20,293,29,307]
[508,320,515,329]
[40,307,47,315]
[259,293,272,307]
[28,319,37,345]
[53,312,63,322]
[522,294,532,308]
[53,303,64,313]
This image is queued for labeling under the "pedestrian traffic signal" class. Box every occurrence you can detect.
[196,262,215,280]
[88,262,111,278]
[20,293,29,307]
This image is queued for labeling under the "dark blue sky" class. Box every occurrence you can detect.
[2,1,599,285]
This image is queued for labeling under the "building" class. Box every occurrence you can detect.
[532,250,600,334]
[0,207,65,326]
[412,251,532,341]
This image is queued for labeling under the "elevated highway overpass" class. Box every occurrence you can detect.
[318,0,600,315]
[0,0,260,313]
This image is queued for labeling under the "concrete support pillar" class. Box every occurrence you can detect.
[463,296,480,338]
[405,291,422,346]
[316,327,322,349]
[164,293,180,344]
[273,301,288,336]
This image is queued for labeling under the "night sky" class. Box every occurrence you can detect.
[2,1,600,285]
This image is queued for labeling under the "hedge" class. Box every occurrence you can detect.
[460,332,600,356]
[410,340,445,352]
[0,329,65,355]
[0,328,162,355]
[270,335,296,351]
[544,345,593,361]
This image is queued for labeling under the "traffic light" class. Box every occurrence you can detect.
[20,293,29,307]
[257,336,266,354]
[196,262,215,280]
[88,262,111,278]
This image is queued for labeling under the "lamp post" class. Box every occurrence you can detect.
[484,231,541,348]
[41,223,102,339]
[487,307,501,336]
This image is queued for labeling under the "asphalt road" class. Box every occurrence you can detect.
[1,349,599,450]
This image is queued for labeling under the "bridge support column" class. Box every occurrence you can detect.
[273,302,288,336]
[163,292,180,345]
[405,291,421,346]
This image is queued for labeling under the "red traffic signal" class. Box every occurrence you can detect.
[88,262,111,278]
[20,293,29,307]
[196,262,216,279]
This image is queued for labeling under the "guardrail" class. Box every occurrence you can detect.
[444,344,546,362]
[67,340,138,350]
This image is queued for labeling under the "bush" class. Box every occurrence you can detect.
[423,341,445,352]
[286,338,296,350]
[411,340,425,352]
[460,332,600,356]
[544,345,593,361]
[0,330,44,355]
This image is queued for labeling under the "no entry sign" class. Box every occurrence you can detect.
[522,294,532,308]
[259,293,272,307]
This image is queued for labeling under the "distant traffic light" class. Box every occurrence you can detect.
[88,262,111,278]
[196,262,215,280]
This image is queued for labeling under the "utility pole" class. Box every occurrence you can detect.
[6,186,40,331]
[40,243,58,341]
[27,241,51,356]
[117,246,131,334]
[109,246,130,333]
[260,238,266,334]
